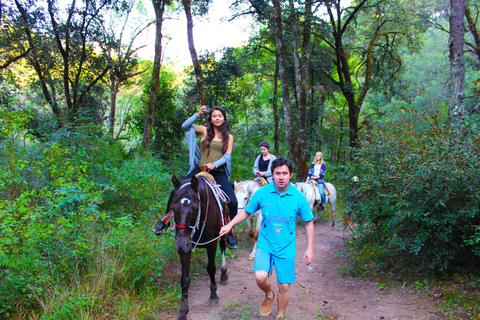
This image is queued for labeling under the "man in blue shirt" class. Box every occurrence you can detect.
[220,156,314,319]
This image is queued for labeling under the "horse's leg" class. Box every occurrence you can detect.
[311,197,319,222]
[330,195,337,228]
[249,211,262,261]
[206,242,220,304]
[219,236,228,285]
[247,216,255,259]
[178,250,191,320]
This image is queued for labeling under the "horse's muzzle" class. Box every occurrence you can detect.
[175,232,192,253]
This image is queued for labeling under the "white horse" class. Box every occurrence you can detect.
[294,181,337,227]
[234,180,262,261]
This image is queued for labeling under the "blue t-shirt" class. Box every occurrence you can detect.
[245,182,314,258]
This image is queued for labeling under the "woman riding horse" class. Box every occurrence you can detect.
[253,140,276,184]
[306,151,327,212]
[161,105,238,248]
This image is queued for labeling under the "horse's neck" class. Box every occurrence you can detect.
[248,181,260,193]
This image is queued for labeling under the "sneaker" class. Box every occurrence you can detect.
[226,234,238,249]
[260,292,275,316]
[153,222,167,236]
[320,203,326,212]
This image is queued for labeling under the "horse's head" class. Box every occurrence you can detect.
[171,175,201,253]
[234,182,249,213]
[235,180,261,213]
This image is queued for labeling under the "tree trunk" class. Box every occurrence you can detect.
[296,0,312,179]
[182,0,208,108]
[272,0,311,179]
[108,73,118,137]
[142,0,166,151]
[273,53,280,155]
[14,0,62,122]
[449,0,465,122]
[465,3,480,62]
[324,0,368,150]
[272,0,295,158]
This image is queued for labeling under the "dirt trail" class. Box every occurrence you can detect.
[160,221,440,320]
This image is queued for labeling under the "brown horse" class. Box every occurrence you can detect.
[171,174,228,320]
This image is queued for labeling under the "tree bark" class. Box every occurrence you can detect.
[109,75,119,137]
[142,0,166,151]
[182,0,208,107]
[272,0,312,180]
[272,0,295,157]
[449,0,465,122]
[465,3,480,62]
[273,52,280,155]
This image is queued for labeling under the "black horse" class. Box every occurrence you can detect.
[170,174,228,320]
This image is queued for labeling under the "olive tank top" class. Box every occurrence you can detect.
[200,140,225,170]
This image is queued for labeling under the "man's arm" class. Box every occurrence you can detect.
[219,209,250,236]
[302,220,315,266]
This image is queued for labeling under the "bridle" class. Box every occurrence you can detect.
[172,179,226,251]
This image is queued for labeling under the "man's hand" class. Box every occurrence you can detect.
[219,224,232,237]
[303,248,314,266]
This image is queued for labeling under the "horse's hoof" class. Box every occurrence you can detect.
[248,256,255,261]
[209,298,219,305]
[220,273,228,285]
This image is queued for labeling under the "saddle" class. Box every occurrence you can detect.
[195,172,232,228]
[309,180,330,195]
[254,176,268,187]
[196,171,216,184]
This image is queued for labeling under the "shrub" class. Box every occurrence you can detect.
[346,117,480,273]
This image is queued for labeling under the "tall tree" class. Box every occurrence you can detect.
[270,0,312,178]
[235,0,313,178]
[99,1,152,137]
[7,0,125,125]
[182,0,209,107]
[142,0,169,151]
[449,0,465,122]
[0,1,32,70]
[320,0,423,149]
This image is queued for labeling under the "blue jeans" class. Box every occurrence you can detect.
[318,182,325,205]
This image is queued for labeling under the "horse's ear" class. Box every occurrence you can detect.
[172,175,181,190]
[234,181,237,187]
[191,175,199,192]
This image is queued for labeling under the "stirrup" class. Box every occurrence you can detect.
[152,210,174,236]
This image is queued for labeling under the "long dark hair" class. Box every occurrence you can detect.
[201,106,230,155]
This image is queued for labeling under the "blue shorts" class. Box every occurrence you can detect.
[253,247,295,284]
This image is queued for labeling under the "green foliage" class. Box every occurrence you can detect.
[132,65,185,158]
[345,114,480,273]
[0,107,179,316]
[183,47,244,113]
